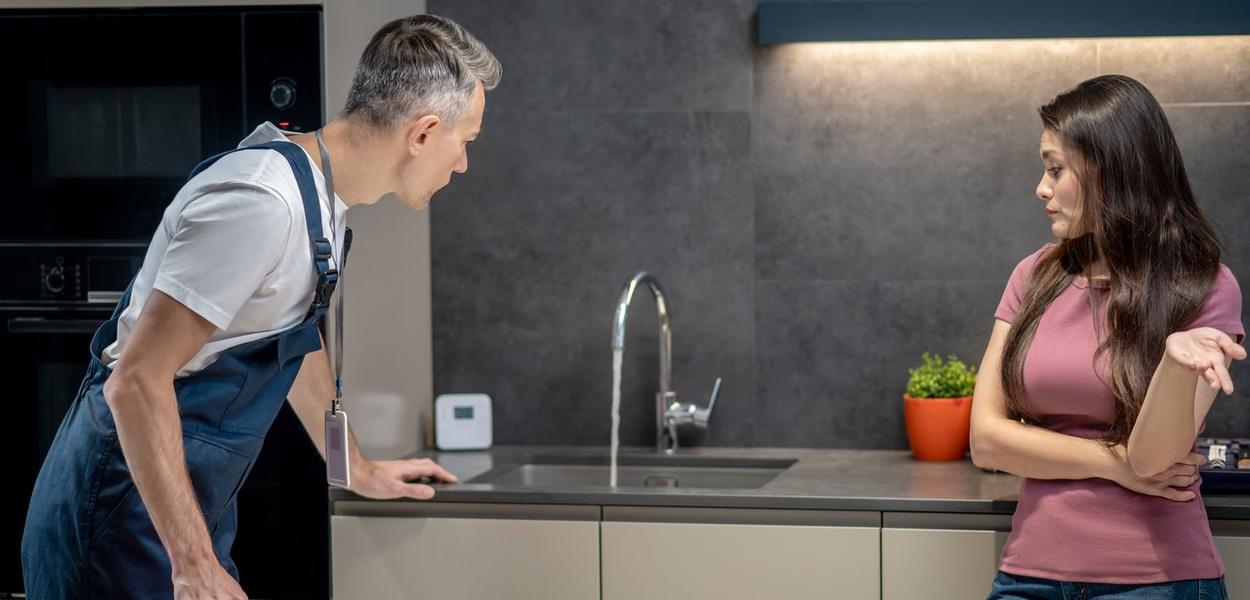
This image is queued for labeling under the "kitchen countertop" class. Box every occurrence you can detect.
[328,446,1250,520]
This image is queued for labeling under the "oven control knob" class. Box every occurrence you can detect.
[270,79,297,111]
[44,266,65,294]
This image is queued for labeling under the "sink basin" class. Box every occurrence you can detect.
[466,455,796,490]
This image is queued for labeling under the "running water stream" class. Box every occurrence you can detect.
[610,347,623,487]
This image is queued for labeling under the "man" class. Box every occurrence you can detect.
[21,15,500,599]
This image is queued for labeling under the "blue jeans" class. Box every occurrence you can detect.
[988,570,1229,600]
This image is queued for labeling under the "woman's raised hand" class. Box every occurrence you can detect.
[1165,327,1247,395]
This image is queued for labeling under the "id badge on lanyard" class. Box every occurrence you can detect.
[324,285,349,488]
[316,129,352,489]
[325,406,350,488]
[323,281,351,488]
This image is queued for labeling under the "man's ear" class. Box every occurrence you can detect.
[405,114,441,156]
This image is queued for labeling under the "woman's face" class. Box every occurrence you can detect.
[1036,129,1085,239]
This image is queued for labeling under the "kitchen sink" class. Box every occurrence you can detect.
[466,454,796,490]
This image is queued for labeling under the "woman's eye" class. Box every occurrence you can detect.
[1047,167,1062,177]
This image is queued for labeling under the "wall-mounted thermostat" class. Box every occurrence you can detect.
[435,393,493,450]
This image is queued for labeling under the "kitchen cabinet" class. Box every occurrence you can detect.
[331,502,599,600]
[1213,520,1250,598]
[881,513,1011,600]
[883,514,1250,599]
[601,507,880,600]
[332,495,1250,600]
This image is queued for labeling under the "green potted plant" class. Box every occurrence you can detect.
[904,353,977,461]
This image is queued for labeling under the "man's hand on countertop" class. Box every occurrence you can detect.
[347,458,459,500]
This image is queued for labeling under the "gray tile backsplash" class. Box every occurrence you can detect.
[437,0,754,113]
[430,108,755,446]
[428,0,1250,447]
[755,280,1002,448]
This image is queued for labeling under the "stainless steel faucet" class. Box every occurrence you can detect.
[611,272,720,453]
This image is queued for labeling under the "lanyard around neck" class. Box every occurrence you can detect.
[314,129,345,412]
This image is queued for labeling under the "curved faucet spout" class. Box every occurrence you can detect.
[611,272,672,397]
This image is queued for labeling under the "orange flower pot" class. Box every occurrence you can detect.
[903,394,973,461]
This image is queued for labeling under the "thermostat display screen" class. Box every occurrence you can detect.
[454,406,474,420]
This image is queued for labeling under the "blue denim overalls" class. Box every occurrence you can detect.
[21,140,342,598]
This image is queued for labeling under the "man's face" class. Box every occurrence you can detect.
[395,80,485,210]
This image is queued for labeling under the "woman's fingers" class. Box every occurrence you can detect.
[1215,333,1247,360]
[1159,487,1198,502]
[1201,366,1223,391]
[1214,363,1235,395]
[1154,465,1197,481]
[1180,452,1207,466]
[1166,473,1199,488]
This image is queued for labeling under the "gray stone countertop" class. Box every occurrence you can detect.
[328,446,1250,519]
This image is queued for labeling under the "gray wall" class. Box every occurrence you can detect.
[427,0,1250,449]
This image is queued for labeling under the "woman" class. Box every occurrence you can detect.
[971,74,1245,599]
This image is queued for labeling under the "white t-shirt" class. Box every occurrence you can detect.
[102,122,348,376]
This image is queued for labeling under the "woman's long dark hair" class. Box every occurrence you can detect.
[1001,74,1223,445]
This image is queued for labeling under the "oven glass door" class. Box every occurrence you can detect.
[1,309,107,594]
[0,11,246,242]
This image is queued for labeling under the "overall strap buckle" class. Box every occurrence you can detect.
[312,269,340,311]
[310,237,338,311]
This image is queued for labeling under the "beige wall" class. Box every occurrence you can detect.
[325,0,433,457]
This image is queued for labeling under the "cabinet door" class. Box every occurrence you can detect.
[881,513,1011,600]
[1213,520,1250,600]
[332,511,599,600]
[1214,536,1249,598]
[601,507,880,600]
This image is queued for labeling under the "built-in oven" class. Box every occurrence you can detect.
[1,6,329,598]
[0,6,323,242]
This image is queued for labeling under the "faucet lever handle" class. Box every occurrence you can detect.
[693,377,721,428]
[707,377,721,413]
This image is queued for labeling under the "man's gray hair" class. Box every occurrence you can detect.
[343,14,501,129]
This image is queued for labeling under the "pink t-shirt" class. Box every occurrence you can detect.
[994,243,1245,584]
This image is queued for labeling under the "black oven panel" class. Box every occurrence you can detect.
[0,244,145,307]
[0,6,323,243]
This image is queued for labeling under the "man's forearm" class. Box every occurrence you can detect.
[286,347,369,473]
[104,371,217,572]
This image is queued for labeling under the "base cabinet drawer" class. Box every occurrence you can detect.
[882,527,1007,600]
[602,513,880,600]
[331,514,600,600]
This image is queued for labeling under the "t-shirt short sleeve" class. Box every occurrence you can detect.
[1182,264,1245,343]
[152,180,292,330]
[995,244,1051,324]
